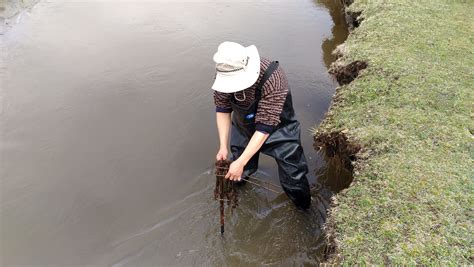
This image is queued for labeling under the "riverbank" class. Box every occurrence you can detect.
[314,0,473,264]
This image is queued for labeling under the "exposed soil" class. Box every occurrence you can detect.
[329,60,368,85]
[315,2,367,263]
[340,0,363,30]
[345,10,363,30]
[314,131,361,172]
[316,0,473,263]
[314,130,361,262]
[316,2,365,262]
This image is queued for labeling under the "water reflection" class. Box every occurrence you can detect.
[316,0,350,68]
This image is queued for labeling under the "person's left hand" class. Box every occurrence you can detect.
[225,160,244,181]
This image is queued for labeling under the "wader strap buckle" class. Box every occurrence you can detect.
[255,61,279,101]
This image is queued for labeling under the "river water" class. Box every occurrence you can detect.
[1,0,347,265]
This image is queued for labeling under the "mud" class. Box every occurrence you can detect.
[329,60,368,85]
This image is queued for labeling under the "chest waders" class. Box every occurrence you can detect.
[229,61,311,209]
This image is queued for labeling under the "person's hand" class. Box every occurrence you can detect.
[216,148,228,161]
[225,160,244,181]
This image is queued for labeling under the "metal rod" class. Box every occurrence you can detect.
[215,174,282,194]
[244,179,282,194]
[220,199,224,235]
[246,175,281,189]
[215,167,281,189]
[215,166,321,192]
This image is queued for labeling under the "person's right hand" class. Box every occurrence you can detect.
[216,148,228,161]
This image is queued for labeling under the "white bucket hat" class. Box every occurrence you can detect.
[211,41,260,93]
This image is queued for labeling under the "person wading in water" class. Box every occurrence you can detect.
[212,41,311,210]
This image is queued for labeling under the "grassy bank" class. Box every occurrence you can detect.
[314,0,473,264]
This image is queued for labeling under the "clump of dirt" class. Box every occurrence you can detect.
[329,60,368,85]
[341,0,363,30]
[314,130,361,172]
[314,130,361,262]
[346,11,363,30]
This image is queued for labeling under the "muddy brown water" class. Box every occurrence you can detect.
[1,0,348,265]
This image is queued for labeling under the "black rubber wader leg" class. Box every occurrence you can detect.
[230,126,259,185]
[261,123,311,209]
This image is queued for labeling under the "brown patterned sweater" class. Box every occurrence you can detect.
[213,58,289,134]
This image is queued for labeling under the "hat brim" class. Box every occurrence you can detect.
[211,45,260,93]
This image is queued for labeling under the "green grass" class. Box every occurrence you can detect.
[314,0,473,264]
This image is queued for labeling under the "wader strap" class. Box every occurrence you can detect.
[255,61,279,101]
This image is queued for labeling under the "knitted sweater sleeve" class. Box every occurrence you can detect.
[213,91,232,113]
[255,65,289,134]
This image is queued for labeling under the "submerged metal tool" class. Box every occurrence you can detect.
[215,166,283,194]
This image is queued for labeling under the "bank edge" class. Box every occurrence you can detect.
[313,0,473,264]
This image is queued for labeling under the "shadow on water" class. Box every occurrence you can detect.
[316,0,350,69]
[316,152,354,193]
